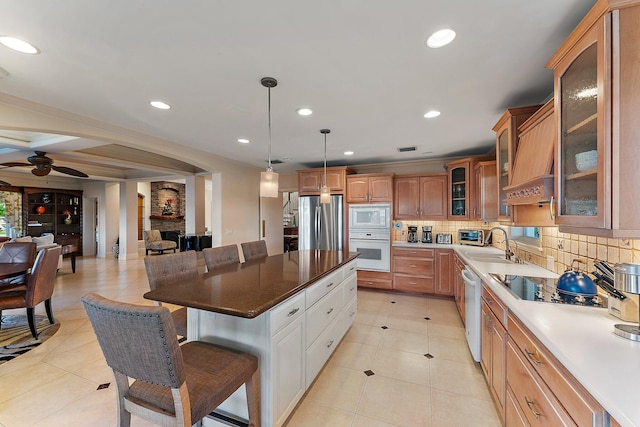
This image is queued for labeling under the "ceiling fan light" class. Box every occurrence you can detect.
[260,169,279,198]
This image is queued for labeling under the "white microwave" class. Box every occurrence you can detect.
[349,204,390,230]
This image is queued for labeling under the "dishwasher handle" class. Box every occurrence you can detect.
[462,268,480,287]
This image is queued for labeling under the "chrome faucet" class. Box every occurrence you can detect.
[485,227,511,260]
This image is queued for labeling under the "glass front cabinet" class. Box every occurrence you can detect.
[548,3,640,237]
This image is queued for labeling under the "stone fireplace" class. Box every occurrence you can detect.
[150,181,185,234]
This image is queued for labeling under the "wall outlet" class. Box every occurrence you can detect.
[547,255,555,271]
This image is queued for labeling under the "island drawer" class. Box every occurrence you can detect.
[306,315,342,385]
[306,269,341,307]
[271,292,306,335]
[342,259,358,281]
[343,273,357,303]
[306,284,343,347]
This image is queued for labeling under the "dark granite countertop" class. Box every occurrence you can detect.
[144,250,359,318]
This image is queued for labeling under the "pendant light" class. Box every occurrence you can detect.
[260,77,279,198]
[320,129,331,204]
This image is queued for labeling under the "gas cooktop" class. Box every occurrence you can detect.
[489,273,606,307]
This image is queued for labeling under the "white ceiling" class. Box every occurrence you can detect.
[0,0,596,179]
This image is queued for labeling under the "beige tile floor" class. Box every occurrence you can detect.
[0,252,500,427]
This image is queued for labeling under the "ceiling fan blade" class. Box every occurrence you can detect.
[0,179,12,186]
[32,167,50,176]
[51,165,89,178]
[0,162,31,167]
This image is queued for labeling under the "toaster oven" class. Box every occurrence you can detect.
[458,229,490,246]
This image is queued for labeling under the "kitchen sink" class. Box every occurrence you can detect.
[463,252,513,264]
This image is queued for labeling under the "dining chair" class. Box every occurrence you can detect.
[202,244,240,272]
[81,293,260,427]
[241,240,268,262]
[0,241,37,290]
[144,251,198,338]
[0,245,62,339]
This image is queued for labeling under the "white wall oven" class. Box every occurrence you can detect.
[348,204,391,272]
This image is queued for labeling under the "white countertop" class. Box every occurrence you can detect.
[445,245,640,427]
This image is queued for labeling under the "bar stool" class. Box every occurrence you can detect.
[241,240,268,262]
[82,293,261,427]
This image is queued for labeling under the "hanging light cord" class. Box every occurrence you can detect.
[267,86,273,171]
[323,132,327,185]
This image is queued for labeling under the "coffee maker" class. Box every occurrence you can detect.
[407,226,418,243]
[422,226,433,243]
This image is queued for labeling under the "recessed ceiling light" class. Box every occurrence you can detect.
[149,100,171,110]
[297,108,313,116]
[0,36,40,54]
[426,29,456,48]
[424,110,441,118]
[344,151,354,156]
[237,138,250,144]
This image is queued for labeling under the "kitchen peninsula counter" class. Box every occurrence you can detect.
[144,249,359,318]
[145,249,360,427]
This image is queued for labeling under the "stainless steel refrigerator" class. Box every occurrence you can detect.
[298,195,343,251]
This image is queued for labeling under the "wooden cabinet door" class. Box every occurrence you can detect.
[368,175,392,202]
[474,161,498,221]
[298,171,321,193]
[447,161,471,219]
[325,169,346,191]
[419,175,447,219]
[480,301,491,379]
[346,176,369,203]
[394,177,419,219]
[491,315,507,413]
[435,250,453,296]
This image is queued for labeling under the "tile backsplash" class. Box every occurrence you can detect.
[392,219,640,275]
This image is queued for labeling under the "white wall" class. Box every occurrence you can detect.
[137,181,151,233]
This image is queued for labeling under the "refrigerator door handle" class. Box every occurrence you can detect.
[315,205,321,250]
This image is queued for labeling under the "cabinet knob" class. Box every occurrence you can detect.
[326,281,335,288]
[287,307,300,317]
[326,339,335,348]
[326,307,334,315]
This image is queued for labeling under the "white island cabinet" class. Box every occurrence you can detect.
[188,257,358,427]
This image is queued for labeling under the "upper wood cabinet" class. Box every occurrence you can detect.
[297,166,352,196]
[473,160,498,221]
[547,0,640,237]
[346,173,393,204]
[393,174,447,220]
[492,105,541,222]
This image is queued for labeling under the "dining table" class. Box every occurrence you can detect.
[0,263,32,281]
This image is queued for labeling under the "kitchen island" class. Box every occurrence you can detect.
[144,249,359,427]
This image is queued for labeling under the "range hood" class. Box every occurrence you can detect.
[503,99,555,205]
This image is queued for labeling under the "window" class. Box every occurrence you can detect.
[509,226,542,253]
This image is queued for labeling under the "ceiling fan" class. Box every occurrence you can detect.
[0,151,89,178]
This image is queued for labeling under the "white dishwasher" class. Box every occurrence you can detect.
[462,268,482,362]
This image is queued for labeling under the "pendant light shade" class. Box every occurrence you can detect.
[260,77,279,198]
[320,129,331,204]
